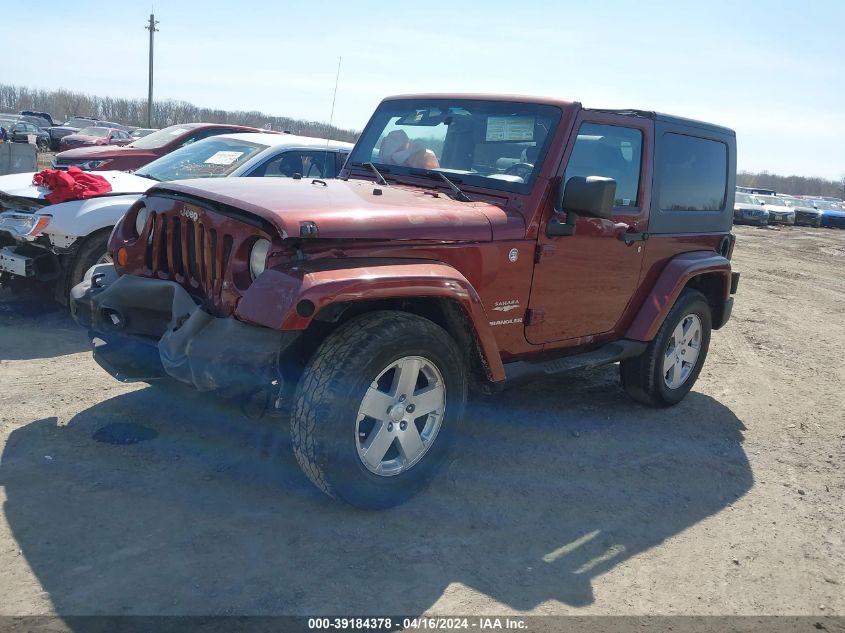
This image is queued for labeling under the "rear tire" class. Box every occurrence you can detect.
[290,311,467,509]
[620,289,712,407]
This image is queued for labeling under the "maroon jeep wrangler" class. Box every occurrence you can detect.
[71,94,739,509]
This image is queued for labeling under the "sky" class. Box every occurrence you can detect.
[2,0,843,179]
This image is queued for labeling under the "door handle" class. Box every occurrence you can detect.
[619,230,649,244]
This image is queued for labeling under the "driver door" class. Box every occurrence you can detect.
[525,113,652,345]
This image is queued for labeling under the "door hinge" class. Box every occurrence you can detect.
[525,308,545,325]
[535,244,556,263]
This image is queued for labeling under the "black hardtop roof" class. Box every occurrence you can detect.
[585,108,735,136]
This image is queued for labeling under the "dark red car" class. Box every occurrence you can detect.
[57,127,132,152]
[53,123,267,171]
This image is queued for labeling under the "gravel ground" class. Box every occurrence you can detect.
[0,224,842,616]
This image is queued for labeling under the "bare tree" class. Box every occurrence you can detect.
[0,82,359,142]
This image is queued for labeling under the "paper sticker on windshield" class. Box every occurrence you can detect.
[486,117,535,142]
[170,128,190,135]
[204,151,244,165]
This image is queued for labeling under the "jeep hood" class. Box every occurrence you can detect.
[153,178,520,242]
[0,170,155,208]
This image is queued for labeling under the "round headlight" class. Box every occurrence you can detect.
[134,206,149,236]
[249,238,271,279]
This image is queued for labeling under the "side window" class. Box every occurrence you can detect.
[26,124,38,133]
[335,151,349,174]
[181,128,225,147]
[563,122,643,208]
[657,133,727,211]
[250,151,337,179]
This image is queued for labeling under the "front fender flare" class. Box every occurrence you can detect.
[235,259,505,382]
[626,251,732,341]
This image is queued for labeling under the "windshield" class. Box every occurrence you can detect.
[814,200,842,211]
[782,198,813,208]
[77,127,109,137]
[735,193,758,204]
[65,118,96,128]
[757,195,785,206]
[135,136,268,181]
[128,125,193,149]
[348,98,562,194]
[131,128,156,138]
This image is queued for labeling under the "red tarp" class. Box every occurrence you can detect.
[33,166,112,204]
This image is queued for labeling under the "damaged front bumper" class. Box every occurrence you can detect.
[70,264,300,397]
[0,236,60,284]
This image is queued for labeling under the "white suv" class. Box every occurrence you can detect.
[0,133,352,303]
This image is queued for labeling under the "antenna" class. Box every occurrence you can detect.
[322,56,342,178]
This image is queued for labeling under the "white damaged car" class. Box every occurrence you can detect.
[0,132,352,303]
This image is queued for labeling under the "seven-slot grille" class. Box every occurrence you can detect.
[144,208,235,309]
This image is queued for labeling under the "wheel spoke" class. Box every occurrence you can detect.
[393,358,421,399]
[672,321,686,346]
[396,423,425,462]
[412,384,444,418]
[358,387,394,421]
[663,348,676,375]
[360,422,394,470]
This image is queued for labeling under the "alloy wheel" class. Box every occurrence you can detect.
[663,314,702,389]
[355,356,446,476]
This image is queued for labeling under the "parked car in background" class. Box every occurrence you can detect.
[0,132,352,303]
[813,200,845,229]
[0,115,19,137]
[780,196,822,227]
[53,123,270,171]
[129,127,158,140]
[0,118,50,150]
[58,126,133,151]
[47,116,126,150]
[754,195,794,224]
[20,110,58,127]
[733,192,768,225]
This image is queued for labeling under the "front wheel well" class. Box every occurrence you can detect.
[291,298,494,393]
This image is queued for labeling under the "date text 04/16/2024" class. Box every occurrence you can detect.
[307,617,527,630]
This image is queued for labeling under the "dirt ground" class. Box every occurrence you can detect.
[0,224,842,617]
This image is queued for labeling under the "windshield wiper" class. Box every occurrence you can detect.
[135,172,161,181]
[410,168,472,202]
[355,162,389,186]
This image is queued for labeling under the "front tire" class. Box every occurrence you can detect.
[620,289,712,407]
[67,230,112,300]
[290,311,467,509]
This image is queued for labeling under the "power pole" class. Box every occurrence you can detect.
[145,13,159,128]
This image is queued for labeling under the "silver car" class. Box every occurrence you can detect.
[733,192,769,225]
[755,195,795,225]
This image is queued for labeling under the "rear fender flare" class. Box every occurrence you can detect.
[235,259,505,381]
[626,251,731,341]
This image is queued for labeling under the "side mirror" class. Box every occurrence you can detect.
[548,176,617,237]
